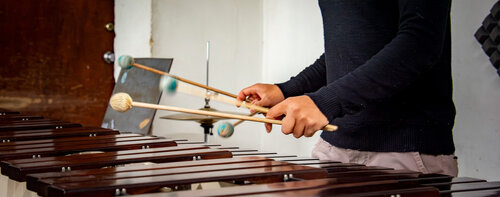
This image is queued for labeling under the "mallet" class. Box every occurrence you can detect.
[109,93,338,137]
[118,55,237,98]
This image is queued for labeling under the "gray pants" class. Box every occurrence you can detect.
[312,138,458,177]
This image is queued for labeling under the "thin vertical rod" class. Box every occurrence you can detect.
[206,41,210,88]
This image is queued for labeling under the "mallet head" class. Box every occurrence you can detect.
[159,75,178,94]
[118,55,134,69]
[217,122,234,138]
[109,92,133,112]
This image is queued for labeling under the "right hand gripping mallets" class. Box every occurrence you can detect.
[109,93,338,133]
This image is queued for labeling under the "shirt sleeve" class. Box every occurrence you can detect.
[306,0,451,121]
[276,53,327,98]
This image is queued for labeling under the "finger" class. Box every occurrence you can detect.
[292,119,305,138]
[249,95,260,103]
[237,86,256,103]
[236,91,247,104]
[265,123,272,133]
[266,101,287,120]
[303,125,316,137]
[281,116,295,135]
[237,87,250,101]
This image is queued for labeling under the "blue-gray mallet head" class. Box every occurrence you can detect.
[159,75,178,94]
[217,122,234,138]
[118,55,134,69]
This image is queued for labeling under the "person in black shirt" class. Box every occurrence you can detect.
[237,0,458,176]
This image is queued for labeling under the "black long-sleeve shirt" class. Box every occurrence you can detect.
[277,0,455,155]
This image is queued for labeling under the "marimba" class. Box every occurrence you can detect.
[1,110,499,197]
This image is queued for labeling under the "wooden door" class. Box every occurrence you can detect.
[0,0,115,126]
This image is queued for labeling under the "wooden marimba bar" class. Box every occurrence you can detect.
[1,109,499,197]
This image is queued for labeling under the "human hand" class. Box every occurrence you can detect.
[265,95,329,138]
[236,83,285,108]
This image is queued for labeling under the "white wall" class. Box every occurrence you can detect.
[114,0,500,181]
[451,0,500,181]
[260,0,324,157]
[150,0,264,150]
[114,0,152,79]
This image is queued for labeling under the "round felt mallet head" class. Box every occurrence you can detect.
[217,122,234,138]
[109,92,133,112]
[118,55,135,69]
[159,75,178,94]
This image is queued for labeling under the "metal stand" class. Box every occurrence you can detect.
[202,41,212,144]
[200,122,213,143]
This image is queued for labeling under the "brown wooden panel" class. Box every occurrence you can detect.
[0,0,115,126]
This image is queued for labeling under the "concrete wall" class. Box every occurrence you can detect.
[451,0,500,181]
[260,0,324,157]
[114,0,152,79]
[114,0,500,181]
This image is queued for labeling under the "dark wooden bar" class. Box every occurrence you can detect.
[0,115,44,121]
[0,119,61,124]
[0,121,81,132]
[0,133,141,148]
[0,135,162,151]
[0,138,178,160]
[0,109,20,115]
[0,127,118,142]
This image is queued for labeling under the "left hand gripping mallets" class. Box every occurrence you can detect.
[159,75,266,138]
[159,75,269,114]
[109,93,338,136]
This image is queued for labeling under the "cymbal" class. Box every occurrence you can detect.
[160,107,249,124]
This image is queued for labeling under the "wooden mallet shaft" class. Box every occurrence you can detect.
[175,83,269,113]
[233,111,259,127]
[131,63,238,98]
[133,101,337,132]
[110,93,337,132]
